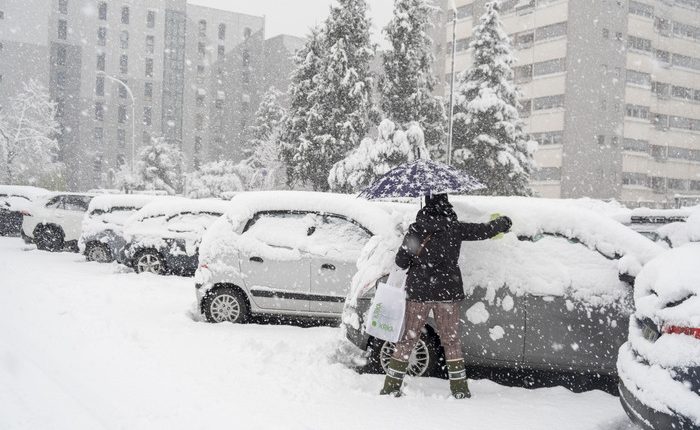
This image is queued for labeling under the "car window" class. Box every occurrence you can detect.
[63,195,90,212]
[166,212,221,232]
[307,214,372,258]
[45,196,63,209]
[244,212,314,251]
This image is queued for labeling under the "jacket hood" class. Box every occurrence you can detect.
[414,197,457,233]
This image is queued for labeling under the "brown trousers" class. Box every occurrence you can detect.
[392,300,463,362]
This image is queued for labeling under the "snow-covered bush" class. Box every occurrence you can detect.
[328,119,429,193]
[186,160,245,199]
[451,2,536,196]
[0,79,62,186]
[137,136,183,195]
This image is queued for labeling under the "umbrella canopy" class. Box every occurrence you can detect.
[358,159,485,200]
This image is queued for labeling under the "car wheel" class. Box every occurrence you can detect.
[86,242,113,263]
[202,287,249,323]
[134,250,165,275]
[367,331,441,377]
[34,225,64,252]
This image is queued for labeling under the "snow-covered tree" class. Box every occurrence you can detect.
[283,0,376,191]
[113,163,143,193]
[249,87,285,151]
[186,160,245,199]
[451,2,536,196]
[0,79,62,185]
[281,26,325,187]
[137,135,183,195]
[380,0,446,158]
[328,119,429,193]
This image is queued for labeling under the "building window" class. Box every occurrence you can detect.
[121,6,129,24]
[97,27,107,46]
[57,45,67,66]
[95,76,104,96]
[652,81,670,98]
[117,154,126,166]
[146,35,154,54]
[655,49,671,64]
[95,102,104,121]
[96,52,105,71]
[627,35,651,52]
[197,65,205,77]
[120,54,128,74]
[56,71,66,87]
[530,131,563,146]
[622,138,649,152]
[195,114,204,131]
[622,173,649,187]
[145,58,153,78]
[147,11,155,28]
[142,131,151,144]
[243,27,252,39]
[672,85,693,100]
[58,0,68,15]
[0,11,4,19]
[533,57,566,76]
[625,104,649,119]
[117,129,126,148]
[534,22,567,41]
[198,42,206,56]
[118,105,127,124]
[143,107,152,126]
[98,2,107,20]
[94,127,104,145]
[514,32,534,49]
[58,19,68,40]
[533,167,561,181]
[602,28,609,39]
[218,45,225,60]
[452,4,473,19]
[628,1,653,18]
[120,30,129,49]
[196,93,205,107]
[513,65,532,83]
[596,135,606,145]
[118,79,127,98]
[198,20,207,37]
[144,82,153,100]
[532,95,565,110]
[218,23,226,40]
[626,69,651,87]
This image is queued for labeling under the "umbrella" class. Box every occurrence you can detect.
[358,159,485,200]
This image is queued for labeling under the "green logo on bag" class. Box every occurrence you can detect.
[371,320,377,327]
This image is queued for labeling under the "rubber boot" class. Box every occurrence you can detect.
[447,359,471,399]
[380,358,408,397]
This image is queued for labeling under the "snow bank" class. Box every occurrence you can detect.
[656,207,700,247]
[617,243,700,425]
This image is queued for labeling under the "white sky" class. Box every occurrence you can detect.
[188,0,395,45]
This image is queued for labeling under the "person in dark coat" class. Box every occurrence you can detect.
[380,193,512,398]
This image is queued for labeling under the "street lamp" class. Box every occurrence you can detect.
[96,70,136,174]
[447,0,458,166]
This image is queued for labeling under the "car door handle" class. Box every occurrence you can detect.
[250,256,263,263]
[321,263,335,271]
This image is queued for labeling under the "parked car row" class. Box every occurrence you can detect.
[4,186,698,429]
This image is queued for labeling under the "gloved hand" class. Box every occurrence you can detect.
[489,214,512,235]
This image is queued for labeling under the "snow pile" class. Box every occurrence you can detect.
[617,243,700,425]
[566,198,631,224]
[78,194,158,251]
[198,191,406,294]
[123,197,231,257]
[656,207,700,247]
[346,196,663,312]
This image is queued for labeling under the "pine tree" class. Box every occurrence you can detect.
[328,119,429,193]
[451,2,536,196]
[381,0,446,158]
[137,135,183,195]
[283,0,376,191]
[186,160,245,198]
[248,86,286,157]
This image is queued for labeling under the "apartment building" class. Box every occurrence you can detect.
[444,0,700,207]
[0,0,265,191]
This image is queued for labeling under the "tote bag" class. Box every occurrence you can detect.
[365,269,407,343]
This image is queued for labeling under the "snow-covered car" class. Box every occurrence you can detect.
[194,191,401,324]
[341,196,664,381]
[655,208,700,248]
[120,197,229,276]
[0,185,49,236]
[78,194,158,263]
[617,243,700,430]
[21,192,95,251]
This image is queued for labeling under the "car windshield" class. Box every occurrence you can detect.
[89,207,140,226]
[166,212,221,232]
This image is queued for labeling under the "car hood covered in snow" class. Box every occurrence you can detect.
[79,194,159,249]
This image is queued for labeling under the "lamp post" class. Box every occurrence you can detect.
[447,0,458,166]
[96,70,136,175]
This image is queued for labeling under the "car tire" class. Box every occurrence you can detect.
[366,330,442,377]
[34,225,64,252]
[202,287,250,324]
[133,250,165,275]
[86,242,113,263]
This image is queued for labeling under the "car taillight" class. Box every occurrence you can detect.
[199,263,208,269]
[20,210,32,216]
[663,325,700,340]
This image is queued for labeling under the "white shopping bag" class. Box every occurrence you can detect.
[365,270,407,343]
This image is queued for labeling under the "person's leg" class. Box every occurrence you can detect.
[434,301,471,399]
[380,301,429,396]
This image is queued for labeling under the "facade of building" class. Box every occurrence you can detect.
[261,34,305,104]
[443,0,700,207]
[0,0,266,191]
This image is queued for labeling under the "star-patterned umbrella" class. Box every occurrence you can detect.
[357,159,485,200]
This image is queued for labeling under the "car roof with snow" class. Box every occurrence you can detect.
[129,197,231,223]
[86,194,158,216]
[0,185,50,200]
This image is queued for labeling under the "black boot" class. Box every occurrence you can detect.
[447,359,471,399]
[380,358,408,397]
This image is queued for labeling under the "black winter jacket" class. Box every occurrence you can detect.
[395,202,511,302]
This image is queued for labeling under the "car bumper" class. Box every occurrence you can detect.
[618,382,696,430]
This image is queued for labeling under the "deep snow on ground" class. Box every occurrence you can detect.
[0,238,635,430]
